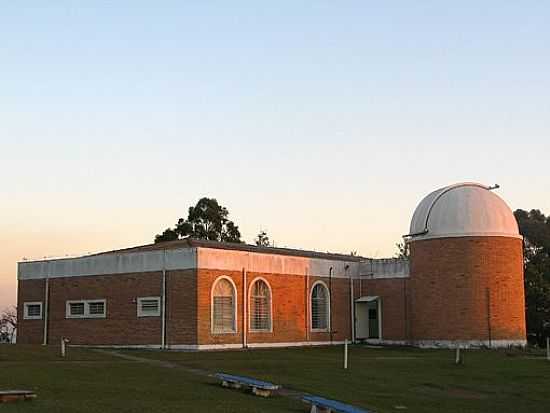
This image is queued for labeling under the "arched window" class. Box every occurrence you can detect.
[211,277,236,333]
[311,282,330,331]
[249,278,272,332]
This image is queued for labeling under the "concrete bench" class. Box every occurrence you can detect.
[215,373,280,397]
[0,390,37,403]
[302,395,371,413]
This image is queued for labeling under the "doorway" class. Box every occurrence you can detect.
[355,297,381,340]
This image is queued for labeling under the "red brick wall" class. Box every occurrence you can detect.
[17,270,198,347]
[409,236,526,342]
[197,269,244,346]
[17,279,46,344]
[166,269,197,346]
[197,270,353,346]
[309,276,352,343]
[47,272,163,345]
[354,278,408,341]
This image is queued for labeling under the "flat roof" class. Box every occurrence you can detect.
[89,238,365,262]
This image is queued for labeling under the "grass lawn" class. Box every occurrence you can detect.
[1,344,549,413]
[0,345,302,412]
[125,345,550,413]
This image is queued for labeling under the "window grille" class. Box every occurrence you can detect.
[66,300,106,318]
[27,305,40,317]
[23,302,42,319]
[70,302,85,316]
[88,301,105,316]
[250,279,271,331]
[311,283,329,330]
[138,297,161,317]
[212,278,236,333]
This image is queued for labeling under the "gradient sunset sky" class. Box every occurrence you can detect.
[1,2,549,310]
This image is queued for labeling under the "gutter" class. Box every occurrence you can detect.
[161,250,167,349]
[329,266,333,344]
[42,261,50,345]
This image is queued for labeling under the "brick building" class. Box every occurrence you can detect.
[16,183,526,349]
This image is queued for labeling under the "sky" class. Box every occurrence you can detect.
[1,1,549,310]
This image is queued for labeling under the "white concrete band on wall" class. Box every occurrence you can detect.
[71,341,348,351]
[410,339,527,349]
[18,248,197,280]
[18,247,409,280]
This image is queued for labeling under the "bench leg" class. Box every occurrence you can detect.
[309,406,332,413]
[252,387,272,397]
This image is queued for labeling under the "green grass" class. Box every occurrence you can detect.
[125,345,550,413]
[1,344,549,413]
[0,345,301,412]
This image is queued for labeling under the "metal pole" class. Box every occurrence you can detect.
[546,337,549,361]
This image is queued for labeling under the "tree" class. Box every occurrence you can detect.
[395,241,410,259]
[255,231,270,247]
[154,228,178,243]
[155,198,242,244]
[514,209,550,345]
[0,306,17,343]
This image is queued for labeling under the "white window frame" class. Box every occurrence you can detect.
[310,281,331,332]
[137,296,161,317]
[66,299,107,319]
[23,301,43,320]
[248,277,273,333]
[211,276,238,334]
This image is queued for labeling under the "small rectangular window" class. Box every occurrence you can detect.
[23,302,43,320]
[88,301,105,316]
[69,302,85,316]
[137,297,161,317]
[66,300,106,319]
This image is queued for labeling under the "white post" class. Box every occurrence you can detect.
[546,337,549,361]
[455,346,461,365]
[344,339,348,369]
[61,338,66,358]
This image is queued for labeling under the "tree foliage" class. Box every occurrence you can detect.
[255,231,270,247]
[155,198,242,244]
[395,241,410,259]
[514,209,550,345]
[0,306,17,343]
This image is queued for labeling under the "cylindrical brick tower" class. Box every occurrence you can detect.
[406,182,526,348]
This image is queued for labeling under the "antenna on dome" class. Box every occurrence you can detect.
[488,184,500,190]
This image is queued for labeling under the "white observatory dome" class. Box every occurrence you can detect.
[408,182,521,241]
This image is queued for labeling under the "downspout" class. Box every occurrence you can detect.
[42,261,50,346]
[329,266,333,344]
[486,288,492,348]
[404,279,409,344]
[161,250,167,349]
[243,266,247,349]
[347,264,354,343]
[305,267,310,343]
